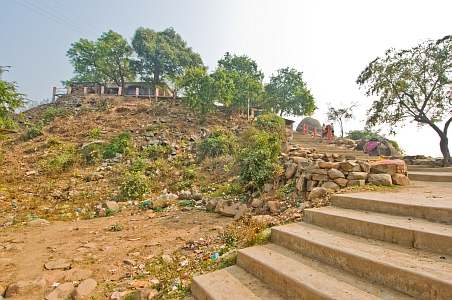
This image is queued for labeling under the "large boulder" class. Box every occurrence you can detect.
[296,117,322,134]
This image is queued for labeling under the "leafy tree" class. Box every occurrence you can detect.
[357,35,452,166]
[0,66,27,130]
[67,30,134,91]
[217,53,264,114]
[180,67,218,124]
[264,67,316,117]
[326,102,358,137]
[131,27,203,92]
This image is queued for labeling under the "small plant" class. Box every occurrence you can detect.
[45,146,78,173]
[153,206,164,212]
[277,182,296,196]
[146,123,165,131]
[103,131,132,159]
[109,222,123,232]
[24,121,44,140]
[179,200,195,207]
[120,172,150,200]
[80,143,103,165]
[47,136,61,147]
[197,128,238,161]
[141,144,172,159]
[130,158,148,173]
[106,208,116,217]
[41,107,65,124]
[86,128,102,139]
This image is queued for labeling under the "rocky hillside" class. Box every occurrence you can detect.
[0,95,252,226]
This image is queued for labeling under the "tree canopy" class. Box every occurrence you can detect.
[357,35,452,166]
[326,102,358,137]
[264,67,316,117]
[67,30,134,90]
[0,66,27,130]
[216,52,264,113]
[131,27,203,91]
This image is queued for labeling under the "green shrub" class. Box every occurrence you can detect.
[41,107,65,124]
[24,121,44,140]
[236,130,282,189]
[179,200,196,207]
[197,128,238,161]
[103,131,132,159]
[46,146,78,172]
[130,158,148,173]
[388,139,404,155]
[254,114,286,140]
[120,172,150,200]
[141,144,172,159]
[86,128,101,139]
[80,143,103,165]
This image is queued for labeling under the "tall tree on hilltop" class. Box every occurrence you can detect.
[264,67,316,117]
[131,27,203,96]
[0,66,27,130]
[66,30,134,91]
[357,35,452,167]
[216,52,264,114]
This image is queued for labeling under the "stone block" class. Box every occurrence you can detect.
[392,174,410,186]
[327,168,345,179]
[347,180,366,187]
[296,176,307,192]
[371,163,397,175]
[340,161,359,171]
[347,172,368,180]
[318,161,340,169]
[334,178,349,188]
[285,163,298,179]
[306,180,318,192]
[308,187,327,200]
[267,201,282,214]
[368,174,392,186]
[321,182,340,191]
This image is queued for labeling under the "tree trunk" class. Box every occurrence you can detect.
[439,135,451,167]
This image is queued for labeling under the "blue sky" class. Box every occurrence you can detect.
[1,0,451,157]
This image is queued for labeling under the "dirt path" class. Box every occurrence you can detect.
[0,208,233,299]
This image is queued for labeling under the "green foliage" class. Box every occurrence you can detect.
[141,144,172,159]
[103,131,132,159]
[346,128,386,140]
[236,130,282,189]
[67,30,134,89]
[326,102,358,137]
[357,35,452,166]
[86,128,101,139]
[277,182,296,196]
[24,121,44,140]
[146,123,165,131]
[180,67,218,123]
[109,222,123,232]
[216,52,264,112]
[41,107,65,124]
[0,66,27,130]
[197,128,238,160]
[179,200,195,207]
[106,208,116,217]
[388,139,405,155]
[120,172,150,201]
[131,27,203,87]
[220,217,271,249]
[130,158,148,173]
[253,114,286,140]
[80,143,103,165]
[153,206,164,213]
[264,67,316,117]
[46,146,78,173]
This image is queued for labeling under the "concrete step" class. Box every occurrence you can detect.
[408,171,452,182]
[408,166,452,172]
[303,206,452,255]
[271,222,452,299]
[237,243,411,300]
[191,265,286,300]
[331,192,452,224]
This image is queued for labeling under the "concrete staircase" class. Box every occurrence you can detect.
[407,165,452,182]
[191,133,452,299]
